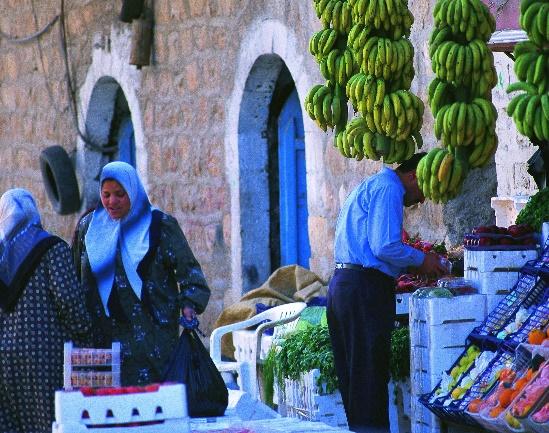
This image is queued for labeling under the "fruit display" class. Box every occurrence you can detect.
[463,223,538,248]
[531,400,549,423]
[420,0,498,203]
[510,361,549,418]
[506,0,549,144]
[428,345,481,402]
[307,0,424,163]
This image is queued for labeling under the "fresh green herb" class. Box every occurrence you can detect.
[263,325,338,403]
[516,188,549,232]
[390,326,410,383]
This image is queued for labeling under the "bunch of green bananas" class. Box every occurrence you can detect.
[335,119,419,162]
[309,29,339,60]
[506,0,549,144]
[319,47,357,86]
[353,36,414,81]
[513,42,548,94]
[417,148,467,203]
[433,0,495,41]
[520,0,549,45]
[349,0,413,39]
[430,37,497,95]
[507,82,549,142]
[314,0,354,34]
[305,83,349,131]
[433,99,497,149]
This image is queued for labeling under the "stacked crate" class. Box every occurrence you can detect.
[410,294,486,433]
[464,249,538,314]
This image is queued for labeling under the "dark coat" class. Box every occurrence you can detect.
[73,210,210,385]
[0,241,91,433]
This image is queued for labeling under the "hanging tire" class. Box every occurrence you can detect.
[39,145,81,215]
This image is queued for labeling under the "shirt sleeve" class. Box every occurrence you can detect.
[365,184,425,268]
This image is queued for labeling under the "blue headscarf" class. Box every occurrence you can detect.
[85,162,152,315]
[0,189,49,288]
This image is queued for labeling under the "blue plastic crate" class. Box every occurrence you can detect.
[441,351,514,427]
[470,270,548,339]
[419,345,482,422]
[502,298,549,351]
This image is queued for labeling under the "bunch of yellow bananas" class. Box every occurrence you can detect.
[417,148,467,203]
[506,2,549,144]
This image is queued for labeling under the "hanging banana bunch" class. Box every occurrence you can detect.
[421,0,497,204]
[305,1,353,135]
[506,0,549,144]
[339,0,423,163]
[306,0,423,163]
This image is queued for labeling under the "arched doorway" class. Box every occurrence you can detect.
[80,77,135,208]
[238,56,311,293]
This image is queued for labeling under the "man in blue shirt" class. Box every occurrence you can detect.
[328,153,447,433]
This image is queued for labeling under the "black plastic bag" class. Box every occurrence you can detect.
[162,329,228,418]
[119,0,144,23]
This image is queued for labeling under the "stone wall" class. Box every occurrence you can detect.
[0,0,537,331]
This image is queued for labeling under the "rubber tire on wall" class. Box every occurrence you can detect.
[39,145,81,215]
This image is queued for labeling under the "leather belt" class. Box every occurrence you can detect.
[335,263,368,272]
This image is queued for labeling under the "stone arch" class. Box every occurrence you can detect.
[224,19,327,301]
[76,26,146,210]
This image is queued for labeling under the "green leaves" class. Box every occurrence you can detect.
[390,326,410,382]
[516,188,549,231]
[264,325,338,396]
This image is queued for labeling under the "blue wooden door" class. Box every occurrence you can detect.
[117,117,136,167]
[278,89,311,268]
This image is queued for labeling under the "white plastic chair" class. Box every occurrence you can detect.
[210,301,307,400]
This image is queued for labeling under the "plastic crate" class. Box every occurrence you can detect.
[469,270,548,340]
[523,394,549,433]
[464,249,539,273]
[419,345,483,420]
[63,342,121,390]
[464,269,518,296]
[442,351,514,427]
[503,300,549,351]
[274,369,348,429]
[52,383,190,433]
[410,294,486,326]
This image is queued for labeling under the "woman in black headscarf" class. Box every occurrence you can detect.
[72,161,210,386]
[0,188,91,433]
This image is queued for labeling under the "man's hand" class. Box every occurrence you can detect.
[416,252,448,278]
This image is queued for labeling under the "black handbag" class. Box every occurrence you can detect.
[162,327,228,418]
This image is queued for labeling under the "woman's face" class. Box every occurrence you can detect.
[101,180,131,220]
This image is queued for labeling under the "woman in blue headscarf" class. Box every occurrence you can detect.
[73,161,210,386]
[0,189,90,433]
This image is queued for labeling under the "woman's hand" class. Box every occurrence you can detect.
[182,305,196,321]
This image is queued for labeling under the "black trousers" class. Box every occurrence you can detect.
[327,268,395,433]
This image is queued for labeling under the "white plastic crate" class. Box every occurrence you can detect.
[464,269,518,296]
[410,370,445,398]
[396,293,412,315]
[411,346,465,384]
[410,295,486,326]
[389,380,412,433]
[464,249,538,273]
[52,383,189,433]
[275,369,348,429]
[411,394,443,433]
[411,320,482,349]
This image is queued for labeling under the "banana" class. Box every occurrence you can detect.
[473,98,496,126]
[541,94,549,120]
[455,102,467,146]
[332,94,342,125]
[448,157,464,192]
[506,81,538,94]
[375,78,386,106]
[363,131,380,160]
[438,152,454,194]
